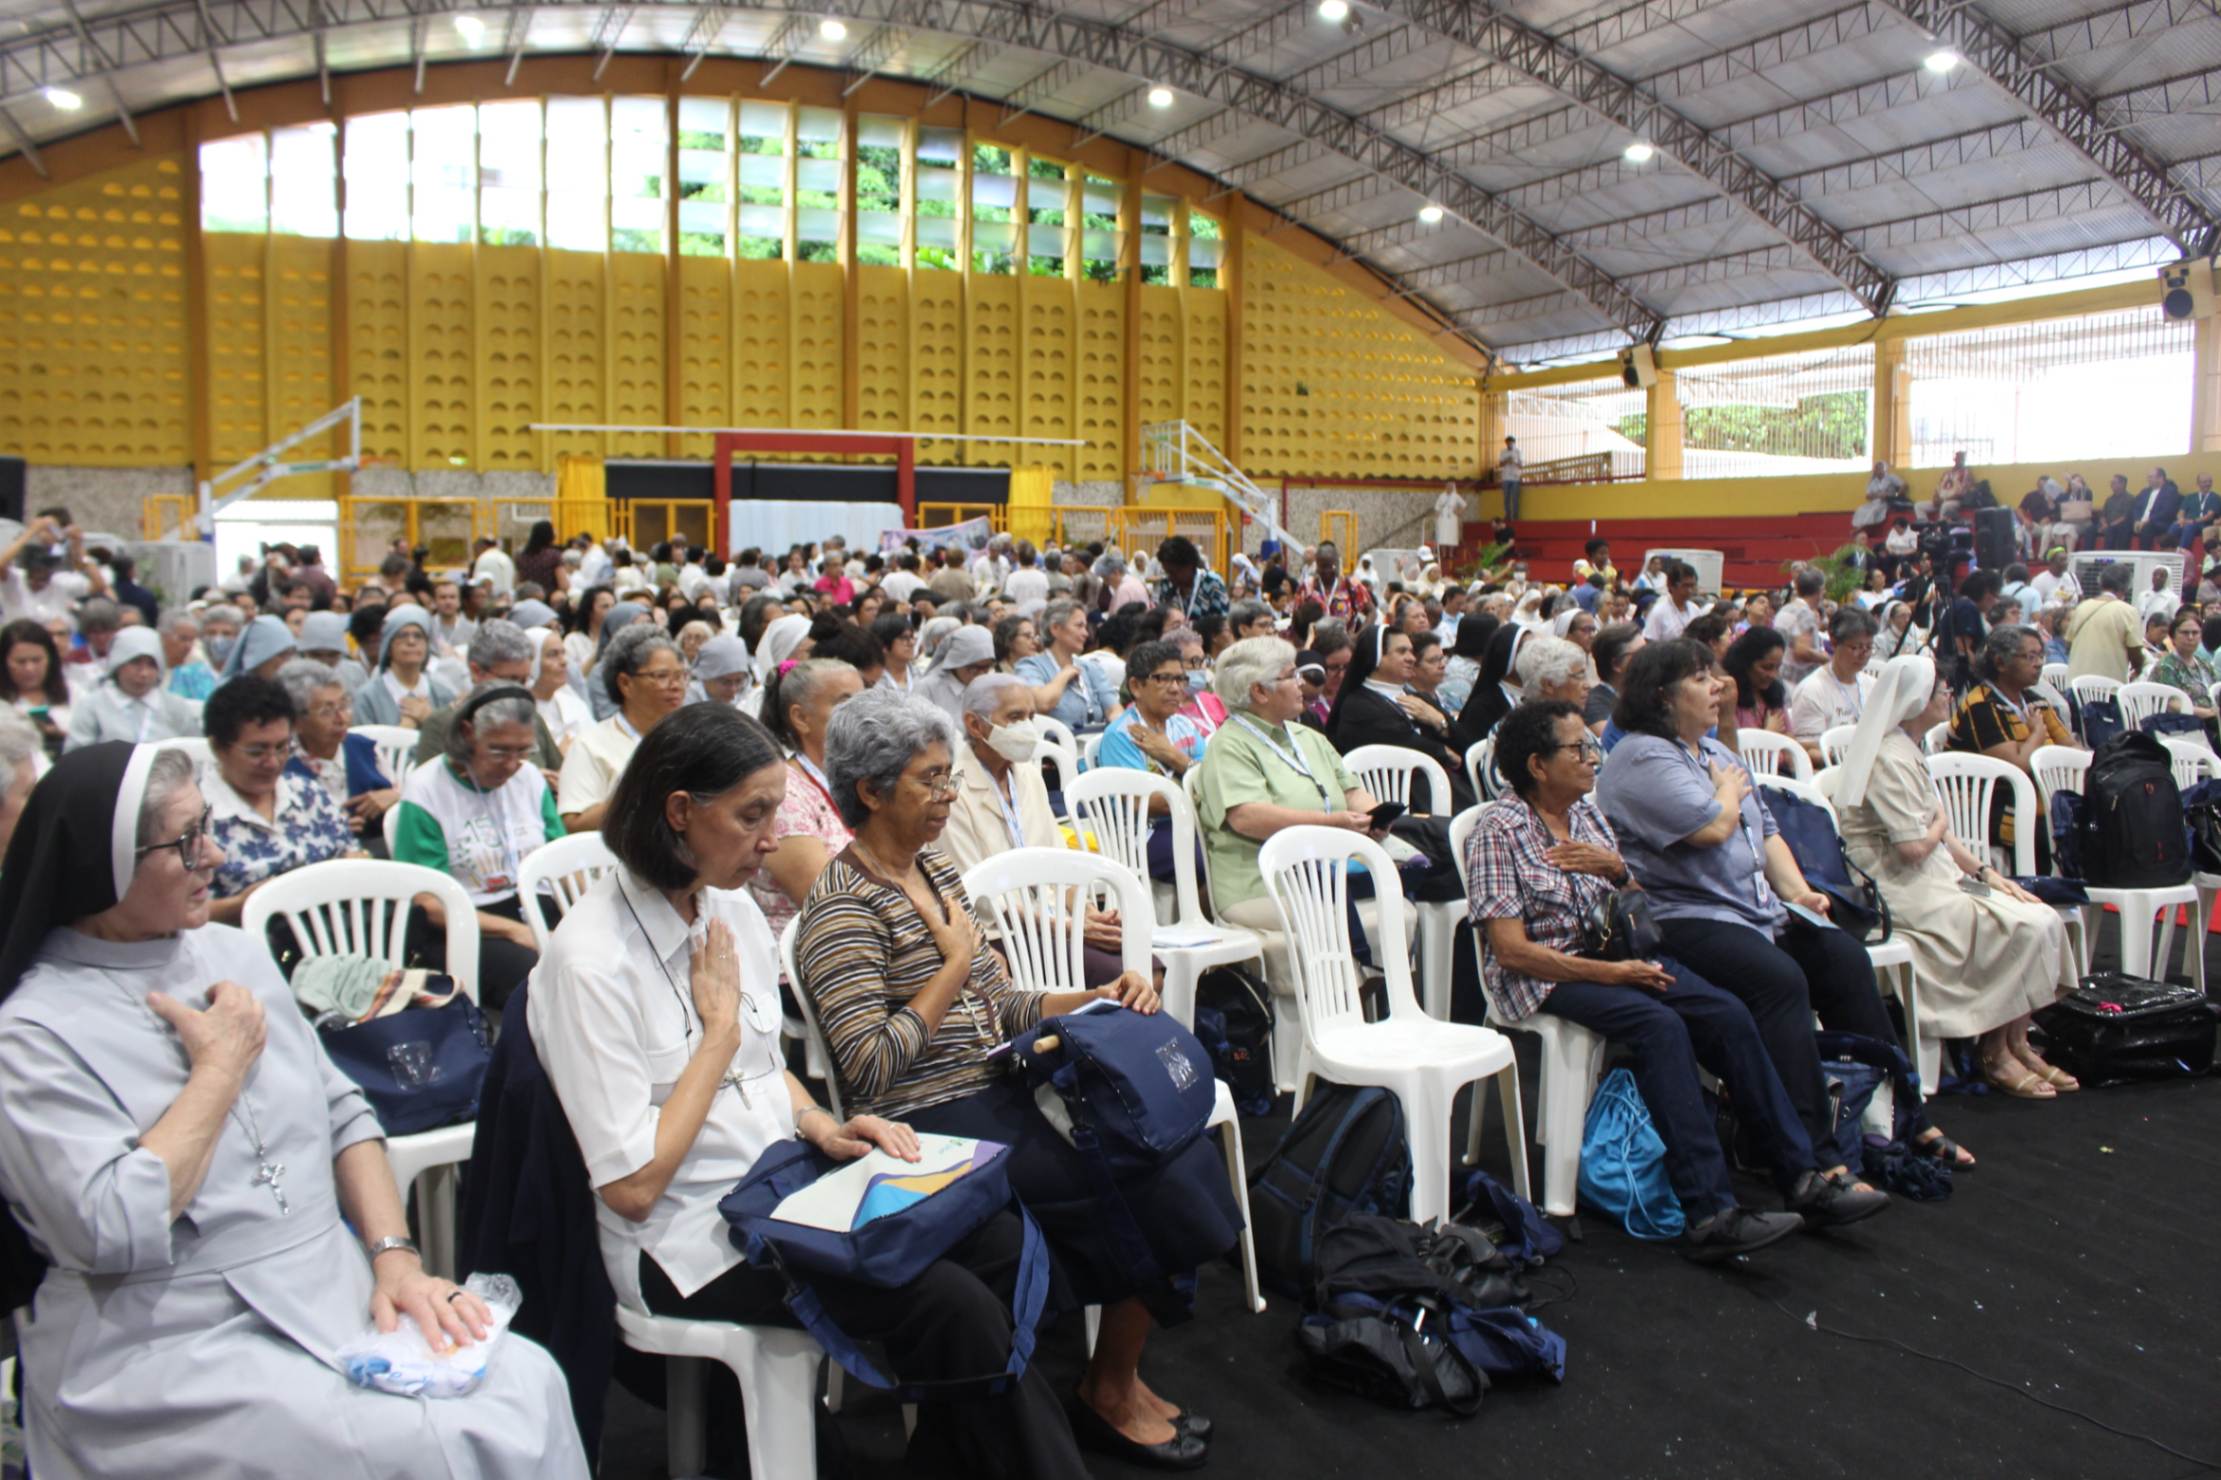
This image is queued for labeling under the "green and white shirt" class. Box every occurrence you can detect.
[392,756,565,906]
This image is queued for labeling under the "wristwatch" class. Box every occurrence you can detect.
[365,1235,421,1262]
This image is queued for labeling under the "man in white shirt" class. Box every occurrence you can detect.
[1639,559,1700,642]
[2136,566,2180,625]
[675,551,714,603]
[1002,541,1050,605]
[970,535,1013,593]
[1789,608,1877,754]
[1774,568,1829,686]
[428,579,478,655]
[879,551,925,603]
[470,537,516,599]
[0,517,100,628]
[575,533,614,590]
[1497,437,1524,521]
[2027,547,2078,609]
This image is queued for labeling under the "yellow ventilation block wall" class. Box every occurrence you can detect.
[606,254,665,461]
[1137,285,1183,431]
[1183,289,1228,451]
[733,260,791,433]
[476,245,541,471]
[791,260,845,444]
[1241,237,1480,480]
[203,232,268,467]
[857,265,910,435]
[1023,275,1076,481]
[0,155,190,467]
[410,242,475,467]
[909,271,965,467]
[676,257,731,461]
[966,273,1021,471]
[347,238,410,466]
[268,235,335,489]
[1075,281,1125,484]
[543,251,606,462]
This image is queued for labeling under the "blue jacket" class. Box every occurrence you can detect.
[281,732,391,797]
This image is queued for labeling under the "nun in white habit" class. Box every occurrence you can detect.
[1828,655,2079,1100]
[0,742,588,1479]
[62,627,201,752]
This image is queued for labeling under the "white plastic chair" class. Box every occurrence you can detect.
[2040,662,2069,692]
[515,831,617,952]
[2160,738,2221,993]
[1737,728,1814,781]
[243,859,480,1277]
[1463,736,1504,802]
[613,1306,823,1480]
[1817,724,1858,771]
[2161,734,2218,792]
[2067,675,2122,708]
[1342,744,1461,1019]
[2026,745,2194,980]
[1447,803,1601,1217]
[1066,768,1269,1030]
[1258,826,1530,1227]
[1757,773,1934,1094]
[1921,720,1952,755]
[1182,765,1302,1087]
[1037,715,1080,814]
[2119,680,2183,730]
[779,915,848,1121]
[959,847,1266,1316]
[1080,730,1104,771]
[349,723,423,789]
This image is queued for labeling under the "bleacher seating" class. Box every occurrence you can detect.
[1475,511,1860,590]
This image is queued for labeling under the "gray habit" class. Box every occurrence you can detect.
[0,922,588,1480]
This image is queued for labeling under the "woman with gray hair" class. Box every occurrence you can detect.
[275,658,400,843]
[796,687,1233,1470]
[557,622,686,833]
[392,683,560,1009]
[0,743,586,1478]
[1514,633,1593,713]
[0,709,37,858]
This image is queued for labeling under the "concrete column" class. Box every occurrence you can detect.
[1874,338,1912,471]
[2193,311,2221,455]
[1645,369,1683,481]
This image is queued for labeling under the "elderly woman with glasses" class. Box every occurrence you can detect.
[275,659,399,844]
[557,623,688,834]
[795,688,1235,1471]
[0,744,587,1480]
[392,685,565,1010]
[1467,700,1867,1262]
[201,675,358,925]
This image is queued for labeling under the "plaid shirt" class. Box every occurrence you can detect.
[1156,568,1231,621]
[1464,794,1620,1022]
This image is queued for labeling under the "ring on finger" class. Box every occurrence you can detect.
[445,1290,465,1303]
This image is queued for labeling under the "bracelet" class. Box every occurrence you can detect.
[794,1105,836,1143]
[365,1235,420,1263]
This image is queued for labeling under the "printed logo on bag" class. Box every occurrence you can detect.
[387,1040,444,1088]
[1156,1040,1200,1092]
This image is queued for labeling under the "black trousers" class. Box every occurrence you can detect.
[1655,916,1908,1155]
[639,1214,1087,1480]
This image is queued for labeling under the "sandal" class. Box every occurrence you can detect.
[2029,1061,2081,1092]
[1913,1130,1976,1169]
[1983,1058,2057,1100]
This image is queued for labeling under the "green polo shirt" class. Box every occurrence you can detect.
[1192,713,1359,909]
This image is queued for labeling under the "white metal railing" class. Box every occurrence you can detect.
[1140,420,1294,551]
[197,398,364,535]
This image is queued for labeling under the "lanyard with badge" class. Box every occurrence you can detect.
[619,888,779,1102]
[1678,741,1769,909]
[1233,715,1334,812]
[793,752,837,810]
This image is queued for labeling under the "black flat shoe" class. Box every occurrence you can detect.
[1680,1206,1803,1264]
[1066,1394,1210,1471]
[1787,1168,1891,1229]
[1175,1410,1213,1442]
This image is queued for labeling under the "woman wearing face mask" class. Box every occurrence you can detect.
[1329,623,1475,810]
[63,628,200,752]
[1167,627,1227,736]
[746,657,866,945]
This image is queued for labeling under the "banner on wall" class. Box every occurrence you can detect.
[880,516,994,554]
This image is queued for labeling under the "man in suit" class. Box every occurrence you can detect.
[2132,465,2181,550]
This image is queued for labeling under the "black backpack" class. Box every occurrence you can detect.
[1247,1085,1412,1300]
[1191,965,1276,1117]
[1762,784,1890,942]
[1296,1215,1566,1416]
[2077,732,2190,887]
[2036,973,2220,1086]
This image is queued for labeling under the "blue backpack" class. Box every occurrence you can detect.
[1577,1068,1684,1241]
[718,1136,1050,1399]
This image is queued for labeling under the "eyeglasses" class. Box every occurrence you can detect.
[913,771,959,797]
[1546,738,1604,762]
[481,744,535,761]
[136,804,213,872]
[1142,671,1187,687]
[226,742,287,763]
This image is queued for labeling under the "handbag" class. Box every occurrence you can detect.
[717,1136,1051,1398]
[1579,887,1662,962]
[318,997,491,1137]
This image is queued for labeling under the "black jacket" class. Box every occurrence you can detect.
[1330,684,1477,812]
[1452,679,1518,754]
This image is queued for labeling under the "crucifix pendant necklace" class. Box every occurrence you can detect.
[228,1092,289,1215]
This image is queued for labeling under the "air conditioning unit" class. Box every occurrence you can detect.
[1618,343,1658,388]
[2158,260,2214,320]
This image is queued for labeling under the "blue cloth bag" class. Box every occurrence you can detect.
[718,1137,1050,1399]
[1577,1068,1685,1241]
[1012,1005,1217,1180]
[318,999,490,1136]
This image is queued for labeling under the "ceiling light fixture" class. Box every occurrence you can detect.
[454,14,487,44]
[818,15,849,40]
[1923,48,1960,74]
[1147,84,1176,108]
[1417,203,1445,225]
[1622,140,1655,163]
[43,86,82,111]
[1317,0,1351,20]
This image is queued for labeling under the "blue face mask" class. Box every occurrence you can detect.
[205,634,236,668]
[1186,669,1209,693]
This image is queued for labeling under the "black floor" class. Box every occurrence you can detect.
[599,957,2221,1480]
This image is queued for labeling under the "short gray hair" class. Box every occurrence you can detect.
[158,608,200,638]
[448,685,540,767]
[1168,626,1204,654]
[1215,635,1294,711]
[78,598,121,634]
[1227,600,1269,631]
[467,618,533,671]
[1975,623,2038,682]
[275,657,345,716]
[916,615,960,661]
[823,687,955,829]
[2099,562,2134,597]
[1039,597,1084,638]
[136,746,198,849]
[1828,607,1878,644]
[962,671,1030,719]
[601,622,681,708]
[198,604,241,632]
[1093,550,1127,577]
[0,709,39,777]
[1516,635,1587,690]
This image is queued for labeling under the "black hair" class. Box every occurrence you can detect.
[809,623,886,676]
[1590,621,1643,686]
[1123,639,1185,705]
[1612,638,1715,740]
[205,674,296,748]
[1157,535,1201,573]
[1584,537,1609,559]
[991,613,1035,667]
[0,620,69,707]
[1192,613,1228,650]
[524,520,557,556]
[1132,606,1176,645]
[1452,613,1499,662]
[1722,626,1788,710]
[602,704,785,892]
[1684,612,1730,651]
[1496,699,1584,800]
[1287,597,1325,649]
[1409,629,1443,664]
[1327,623,1405,738]
[1477,622,1524,690]
[740,593,786,650]
[347,602,387,648]
[870,611,916,651]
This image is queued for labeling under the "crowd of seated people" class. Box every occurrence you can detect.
[0,489,2210,1473]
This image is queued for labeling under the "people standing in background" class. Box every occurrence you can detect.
[1497,436,1525,521]
[2064,563,2145,681]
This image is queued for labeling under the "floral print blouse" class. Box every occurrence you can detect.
[205,765,355,899]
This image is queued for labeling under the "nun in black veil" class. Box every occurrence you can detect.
[0,742,584,1479]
